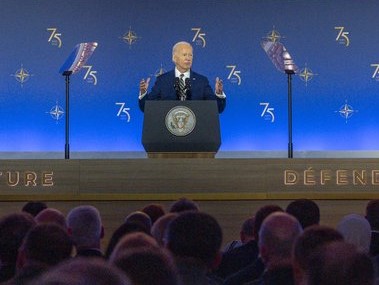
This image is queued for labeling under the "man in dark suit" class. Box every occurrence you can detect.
[139,41,226,113]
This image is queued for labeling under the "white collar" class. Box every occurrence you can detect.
[175,68,190,78]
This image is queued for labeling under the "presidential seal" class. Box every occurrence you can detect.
[165,106,196,136]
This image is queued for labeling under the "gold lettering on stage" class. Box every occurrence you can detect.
[284,169,379,187]
[304,168,316,185]
[6,171,20,187]
[0,171,54,188]
[42,172,54,186]
[353,170,366,185]
[284,170,298,185]
[372,170,379,185]
[336,170,348,185]
[25,171,37,186]
[320,170,332,185]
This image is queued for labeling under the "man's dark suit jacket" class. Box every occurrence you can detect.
[139,70,226,113]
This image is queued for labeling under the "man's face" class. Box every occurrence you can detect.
[173,44,193,73]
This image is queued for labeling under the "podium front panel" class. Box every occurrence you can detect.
[142,100,221,153]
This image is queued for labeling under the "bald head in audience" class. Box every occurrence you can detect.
[35,208,67,230]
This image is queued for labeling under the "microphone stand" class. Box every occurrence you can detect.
[286,69,294,158]
[63,71,72,159]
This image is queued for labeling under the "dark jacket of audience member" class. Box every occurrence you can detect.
[221,205,283,284]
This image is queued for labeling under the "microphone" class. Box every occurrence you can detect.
[184,78,191,100]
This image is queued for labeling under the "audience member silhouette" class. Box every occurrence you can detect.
[113,247,178,285]
[306,241,375,285]
[245,212,302,285]
[221,204,283,284]
[336,213,371,253]
[151,213,179,247]
[141,203,166,225]
[9,223,73,285]
[166,211,223,285]
[223,217,255,253]
[21,201,47,217]
[285,199,320,229]
[169,197,200,213]
[31,257,131,285]
[34,208,67,230]
[105,221,150,259]
[124,211,152,233]
[109,232,159,262]
[4,200,379,285]
[292,225,344,285]
[0,212,36,282]
[366,199,379,256]
[66,205,104,258]
[215,217,258,279]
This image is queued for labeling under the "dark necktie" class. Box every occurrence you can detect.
[179,73,186,101]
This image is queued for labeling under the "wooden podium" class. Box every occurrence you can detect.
[142,101,221,158]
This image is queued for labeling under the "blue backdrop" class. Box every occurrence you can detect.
[1,0,379,154]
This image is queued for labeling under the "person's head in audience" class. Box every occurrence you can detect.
[22,201,48,217]
[0,212,36,282]
[124,211,152,233]
[113,247,177,285]
[306,241,375,285]
[31,257,131,285]
[258,212,302,271]
[253,204,283,241]
[336,213,371,253]
[240,217,255,244]
[34,208,67,230]
[292,225,344,285]
[366,199,379,230]
[105,221,150,259]
[141,203,166,225]
[151,213,179,247]
[169,197,200,213]
[66,205,104,257]
[166,211,222,269]
[16,223,73,269]
[109,232,159,262]
[286,199,320,229]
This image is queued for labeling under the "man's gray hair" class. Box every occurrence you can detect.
[66,205,102,247]
[172,41,192,56]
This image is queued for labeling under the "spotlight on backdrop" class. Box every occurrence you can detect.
[59,42,98,159]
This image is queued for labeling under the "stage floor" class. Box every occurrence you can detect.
[1,158,379,201]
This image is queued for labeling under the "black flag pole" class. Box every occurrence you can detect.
[63,71,72,159]
[261,39,298,158]
[59,42,98,159]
